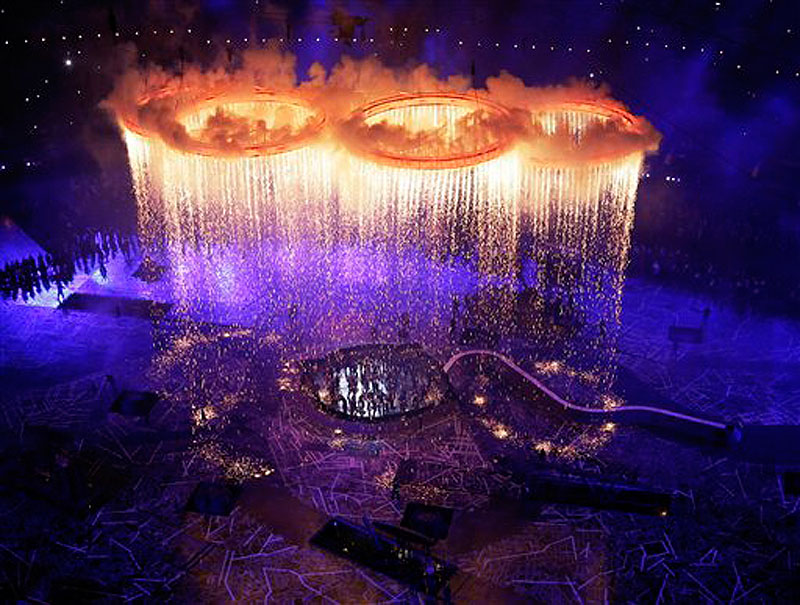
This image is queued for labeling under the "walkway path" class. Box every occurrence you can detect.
[444,349,727,430]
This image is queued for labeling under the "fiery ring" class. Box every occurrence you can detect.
[345,92,515,170]
[118,84,181,137]
[120,86,326,158]
[528,99,649,166]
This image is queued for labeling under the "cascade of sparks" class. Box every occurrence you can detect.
[520,103,643,378]
[122,90,647,390]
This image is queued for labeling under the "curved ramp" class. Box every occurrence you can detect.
[444,349,727,431]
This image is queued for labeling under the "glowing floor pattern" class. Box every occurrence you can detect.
[2,280,799,602]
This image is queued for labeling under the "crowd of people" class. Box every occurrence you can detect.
[627,170,800,316]
[628,241,800,316]
[2,214,798,318]
[0,231,137,303]
[305,345,447,420]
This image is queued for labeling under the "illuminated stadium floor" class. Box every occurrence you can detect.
[1,277,799,601]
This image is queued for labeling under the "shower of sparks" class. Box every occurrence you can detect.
[121,89,648,470]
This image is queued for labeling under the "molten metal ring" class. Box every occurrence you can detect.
[346,92,515,170]
[528,99,647,166]
[121,86,326,158]
[539,100,639,129]
[118,85,181,137]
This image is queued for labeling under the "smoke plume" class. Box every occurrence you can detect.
[105,46,661,162]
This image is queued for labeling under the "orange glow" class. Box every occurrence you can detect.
[119,83,650,383]
[344,92,514,169]
[121,86,326,158]
[528,100,648,165]
[174,90,326,157]
[117,86,648,174]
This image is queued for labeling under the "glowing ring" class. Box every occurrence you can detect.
[120,86,326,158]
[528,99,647,166]
[536,100,639,129]
[346,92,514,170]
[118,84,182,137]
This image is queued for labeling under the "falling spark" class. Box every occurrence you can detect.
[120,84,649,387]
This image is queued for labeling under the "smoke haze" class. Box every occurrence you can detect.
[106,45,661,162]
